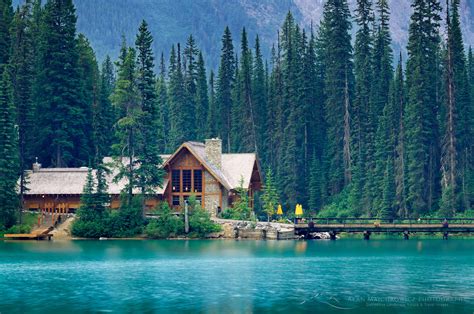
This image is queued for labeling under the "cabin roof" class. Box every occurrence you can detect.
[23,142,259,196]
[23,158,169,196]
[162,141,259,190]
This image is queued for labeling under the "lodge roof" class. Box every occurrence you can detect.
[23,157,170,196]
[161,141,259,191]
[23,141,259,196]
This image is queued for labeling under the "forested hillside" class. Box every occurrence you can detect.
[0,0,473,231]
[12,0,474,68]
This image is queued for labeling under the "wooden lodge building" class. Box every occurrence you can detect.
[23,139,262,215]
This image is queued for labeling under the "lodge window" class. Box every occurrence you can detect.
[172,195,180,206]
[182,170,192,192]
[172,170,180,192]
[170,168,204,207]
[193,170,202,193]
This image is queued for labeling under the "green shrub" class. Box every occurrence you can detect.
[145,203,184,238]
[71,220,107,238]
[189,206,221,237]
[5,224,31,234]
[220,207,246,220]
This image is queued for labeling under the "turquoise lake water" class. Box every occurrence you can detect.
[0,239,473,313]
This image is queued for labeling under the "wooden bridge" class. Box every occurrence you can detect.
[294,218,474,240]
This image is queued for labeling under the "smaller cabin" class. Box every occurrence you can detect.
[22,138,262,215]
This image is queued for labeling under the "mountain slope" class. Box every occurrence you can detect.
[13,0,474,67]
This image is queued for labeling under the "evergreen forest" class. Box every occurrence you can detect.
[0,0,473,231]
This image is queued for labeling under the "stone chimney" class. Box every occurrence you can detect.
[205,138,222,170]
[32,157,41,172]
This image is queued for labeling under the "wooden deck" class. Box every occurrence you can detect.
[4,227,54,240]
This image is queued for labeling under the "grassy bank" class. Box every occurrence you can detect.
[0,212,39,238]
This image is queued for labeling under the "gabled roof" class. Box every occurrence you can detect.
[162,141,259,190]
[23,141,260,196]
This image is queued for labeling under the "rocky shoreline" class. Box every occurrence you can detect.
[35,216,337,240]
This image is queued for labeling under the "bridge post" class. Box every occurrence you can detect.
[329,231,337,240]
[363,230,371,240]
[443,231,448,240]
[403,230,409,240]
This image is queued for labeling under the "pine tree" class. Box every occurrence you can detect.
[261,168,279,222]
[252,35,266,158]
[195,51,208,141]
[230,54,242,152]
[0,0,13,66]
[135,20,164,213]
[319,0,354,196]
[96,55,115,161]
[308,152,323,213]
[277,13,306,209]
[206,70,218,138]
[77,34,99,165]
[156,52,168,152]
[168,43,187,149]
[353,0,374,215]
[393,55,409,217]
[405,0,442,216]
[0,67,19,229]
[110,47,140,205]
[78,167,96,221]
[35,0,91,167]
[216,27,235,152]
[10,1,35,221]
[183,34,198,139]
[237,27,257,153]
[440,0,472,215]
[379,155,396,219]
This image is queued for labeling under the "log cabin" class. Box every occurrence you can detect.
[23,138,262,215]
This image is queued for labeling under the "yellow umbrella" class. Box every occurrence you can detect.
[295,204,303,216]
[277,204,283,215]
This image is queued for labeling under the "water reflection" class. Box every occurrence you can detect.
[0,239,473,313]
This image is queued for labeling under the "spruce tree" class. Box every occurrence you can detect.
[77,34,99,165]
[308,152,323,213]
[319,0,354,196]
[405,0,442,216]
[156,52,168,152]
[0,67,19,229]
[440,0,472,215]
[393,55,409,217]
[10,1,35,221]
[237,27,257,153]
[195,51,208,141]
[110,47,140,205]
[96,55,115,161]
[252,35,267,158]
[278,13,305,209]
[135,20,164,212]
[168,44,187,149]
[353,0,374,215]
[0,0,13,66]
[216,27,234,152]
[206,70,218,138]
[35,0,91,167]
[261,168,279,222]
[183,34,198,139]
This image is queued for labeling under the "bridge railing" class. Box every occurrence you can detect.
[302,217,474,225]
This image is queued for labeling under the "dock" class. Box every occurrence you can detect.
[4,226,54,240]
[295,218,474,239]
